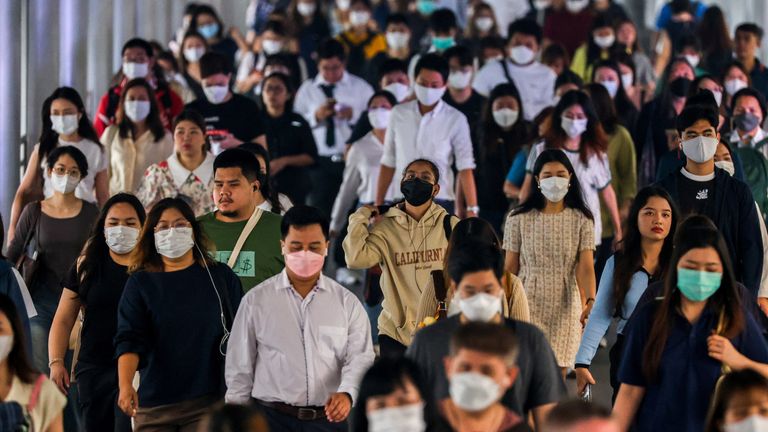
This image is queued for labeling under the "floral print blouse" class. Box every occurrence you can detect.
[136,152,216,217]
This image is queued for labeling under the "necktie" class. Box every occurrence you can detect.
[320,84,336,148]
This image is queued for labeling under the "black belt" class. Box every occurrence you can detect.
[319,154,344,163]
[254,399,326,421]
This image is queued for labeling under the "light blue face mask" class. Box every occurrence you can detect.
[432,36,455,52]
[417,0,437,15]
[677,268,722,302]
[198,23,220,39]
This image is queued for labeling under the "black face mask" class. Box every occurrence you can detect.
[401,178,434,206]
[734,112,761,132]
[669,77,692,98]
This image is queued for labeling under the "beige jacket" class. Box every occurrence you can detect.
[102,126,173,195]
[343,203,456,345]
[414,271,530,326]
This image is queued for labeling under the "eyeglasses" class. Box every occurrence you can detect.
[52,167,81,179]
[154,221,192,232]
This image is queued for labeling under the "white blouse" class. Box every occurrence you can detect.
[102,126,174,195]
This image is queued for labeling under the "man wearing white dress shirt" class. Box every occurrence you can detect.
[472,18,555,121]
[225,205,374,431]
[294,39,374,219]
[376,53,479,217]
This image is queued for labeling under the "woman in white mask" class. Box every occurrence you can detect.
[288,0,332,77]
[353,357,437,432]
[102,79,173,196]
[115,198,242,430]
[8,87,107,246]
[7,146,99,400]
[706,369,768,432]
[504,149,596,378]
[0,294,66,432]
[722,62,751,113]
[48,193,146,431]
[335,0,387,77]
[591,60,639,132]
[570,14,617,82]
[178,31,208,102]
[465,2,499,60]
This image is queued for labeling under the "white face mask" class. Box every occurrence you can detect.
[566,0,589,13]
[712,90,723,106]
[684,54,700,68]
[349,11,370,26]
[724,415,768,432]
[715,160,735,176]
[383,82,410,102]
[124,100,151,122]
[414,84,445,106]
[561,115,588,138]
[539,176,569,202]
[183,47,205,63]
[336,0,351,10]
[475,17,494,32]
[599,80,619,98]
[154,227,195,259]
[105,226,141,254]
[204,85,229,104]
[621,72,634,89]
[0,335,13,362]
[725,78,748,96]
[297,2,317,16]
[50,173,80,194]
[492,108,519,128]
[449,372,501,412]
[123,62,149,80]
[262,39,283,55]
[50,114,79,136]
[509,45,535,65]
[386,31,410,50]
[533,0,551,10]
[593,34,615,49]
[448,70,473,89]
[681,136,719,163]
[368,108,391,130]
[457,292,502,322]
[367,403,427,432]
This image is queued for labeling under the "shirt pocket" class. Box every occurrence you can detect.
[317,325,347,359]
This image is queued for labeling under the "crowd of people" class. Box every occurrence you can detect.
[3,0,768,431]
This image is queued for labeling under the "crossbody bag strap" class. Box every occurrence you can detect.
[431,270,448,318]
[226,207,264,268]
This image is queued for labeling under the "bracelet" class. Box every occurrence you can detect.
[585,298,595,305]
[48,358,64,368]
[466,206,480,214]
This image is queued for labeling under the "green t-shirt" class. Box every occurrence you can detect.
[198,211,284,292]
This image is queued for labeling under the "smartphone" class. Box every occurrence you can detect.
[581,384,593,403]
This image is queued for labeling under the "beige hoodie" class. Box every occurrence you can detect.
[343,203,457,345]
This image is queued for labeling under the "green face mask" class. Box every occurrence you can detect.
[417,0,437,15]
[431,36,455,52]
[677,268,722,302]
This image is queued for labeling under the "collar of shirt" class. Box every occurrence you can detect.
[680,167,715,182]
[728,128,766,146]
[167,151,215,188]
[407,98,446,119]
[275,268,329,294]
[314,71,350,87]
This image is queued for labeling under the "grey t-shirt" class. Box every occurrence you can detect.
[405,316,565,415]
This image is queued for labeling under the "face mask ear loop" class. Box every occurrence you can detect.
[194,242,230,356]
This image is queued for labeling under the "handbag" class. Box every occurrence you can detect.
[15,203,42,288]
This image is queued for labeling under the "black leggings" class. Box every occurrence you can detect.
[609,334,626,405]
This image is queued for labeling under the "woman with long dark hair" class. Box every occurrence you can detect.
[697,6,733,79]
[476,83,535,234]
[613,215,768,432]
[504,149,595,377]
[574,187,678,400]
[287,0,331,77]
[570,13,617,82]
[615,17,656,102]
[177,31,209,102]
[8,87,107,245]
[115,198,242,429]
[591,59,639,131]
[188,4,238,66]
[520,90,622,247]
[48,193,146,431]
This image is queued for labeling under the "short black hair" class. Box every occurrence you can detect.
[377,58,408,82]
[733,87,768,120]
[555,69,584,90]
[736,23,764,41]
[444,45,473,67]
[507,18,542,44]
[541,42,569,66]
[214,148,261,183]
[47,145,89,179]
[369,90,398,107]
[263,19,287,36]
[404,158,441,183]
[385,12,408,27]
[686,90,718,111]
[415,53,449,83]
[429,8,457,33]
[122,38,154,58]
[199,51,233,78]
[317,38,347,62]
[479,35,506,51]
[676,34,701,53]
[670,0,692,14]
[447,240,503,284]
[281,205,330,240]
[676,103,719,134]
[450,322,518,366]
[545,400,613,429]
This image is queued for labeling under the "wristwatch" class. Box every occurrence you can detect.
[466,206,480,214]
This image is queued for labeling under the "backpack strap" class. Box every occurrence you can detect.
[28,374,47,412]
[431,270,448,319]
[499,59,514,85]
[442,214,454,241]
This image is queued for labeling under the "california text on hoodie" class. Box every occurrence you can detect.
[343,203,457,345]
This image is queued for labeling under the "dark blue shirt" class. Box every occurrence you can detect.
[619,301,768,432]
[115,263,242,407]
[750,58,768,102]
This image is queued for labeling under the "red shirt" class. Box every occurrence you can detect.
[93,78,184,136]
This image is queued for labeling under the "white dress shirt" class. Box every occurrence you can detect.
[473,59,556,121]
[294,72,374,157]
[330,132,395,233]
[729,128,768,159]
[381,100,475,201]
[225,270,374,406]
